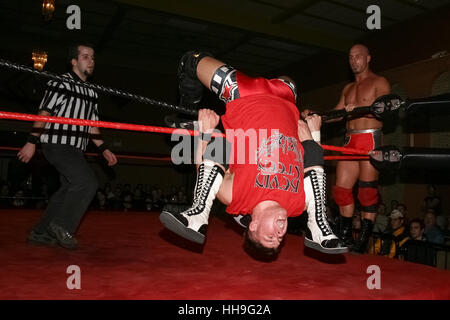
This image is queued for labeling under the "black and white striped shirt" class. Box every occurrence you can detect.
[39,71,99,151]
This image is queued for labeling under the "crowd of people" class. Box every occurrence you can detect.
[0,179,189,212]
[323,185,450,266]
[0,178,46,209]
[93,183,188,212]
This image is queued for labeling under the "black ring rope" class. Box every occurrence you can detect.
[0,58,198,116]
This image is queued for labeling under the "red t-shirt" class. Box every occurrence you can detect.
[221,72,305,217]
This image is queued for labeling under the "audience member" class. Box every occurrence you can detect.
[12,188,26,208]
[95,189,107,210]
[122,192,133,212]
[409,218,427,241]
[422,185,442,215]
[145,194,153,211]
[436,214,449,235]
[390,199,399,212]
[405,218,435,266]
[373,202,388,233]
[424,209,445,245]
[397,203,408,223]
[372,209,409,259]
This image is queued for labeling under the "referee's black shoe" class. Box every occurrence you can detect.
[48,222,78,250]
[27,229,57,247]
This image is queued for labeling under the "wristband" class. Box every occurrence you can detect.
[27,134,40,144]
[311,131,321,143]
[98,143,110,153]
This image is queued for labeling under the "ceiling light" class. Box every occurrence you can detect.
[42,0,56,21]
[32,51,48,71]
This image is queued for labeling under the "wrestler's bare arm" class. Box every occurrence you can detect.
[375,76,391,97]
[197,56,227,90]
[195,108,233,205]
[195,109,221,169]
[297,119,314,142]
[216,172,233,206]
[335,83,352,110]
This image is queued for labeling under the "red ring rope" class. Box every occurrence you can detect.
[0,111,370,156]
[0,146,172,161]
[0,111,198,135]
[324,155,369,160]
[321,144,368,155]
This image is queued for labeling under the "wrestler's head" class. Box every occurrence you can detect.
[243,201,287,260]
[68,44,95,79]
[349,44,371,75]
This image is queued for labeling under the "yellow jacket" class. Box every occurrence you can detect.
[372,226,409,259]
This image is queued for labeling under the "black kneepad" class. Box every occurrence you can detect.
[178,51,212,79]
[301,140,324,168]
[178,51,213,108]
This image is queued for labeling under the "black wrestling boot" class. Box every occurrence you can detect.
[351,218,373,254]
[338,215,354,247]
[160,160,224,244]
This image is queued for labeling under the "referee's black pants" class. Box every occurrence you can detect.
[33,144,98,235]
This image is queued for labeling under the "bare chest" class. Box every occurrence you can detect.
[344,81,378,106]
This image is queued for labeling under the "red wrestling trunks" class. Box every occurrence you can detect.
[343,128,382,154]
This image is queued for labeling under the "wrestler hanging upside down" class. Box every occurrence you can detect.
[160,52,348,259]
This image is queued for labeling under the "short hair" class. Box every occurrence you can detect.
[67,43,95,65]
[350,43,370,56]
[409,218,425,230]
[243,229,281,262]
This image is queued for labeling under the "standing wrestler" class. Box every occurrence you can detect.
[160,52,347,259]
[311,44,390,253]
[17,43,117,249]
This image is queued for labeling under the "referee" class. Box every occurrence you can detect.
[18,43,117,249]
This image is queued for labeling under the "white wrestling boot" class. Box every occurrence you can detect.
[160,160,224,244]
[303,168,348,254]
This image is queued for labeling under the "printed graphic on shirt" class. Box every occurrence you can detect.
[254,132,302,193]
